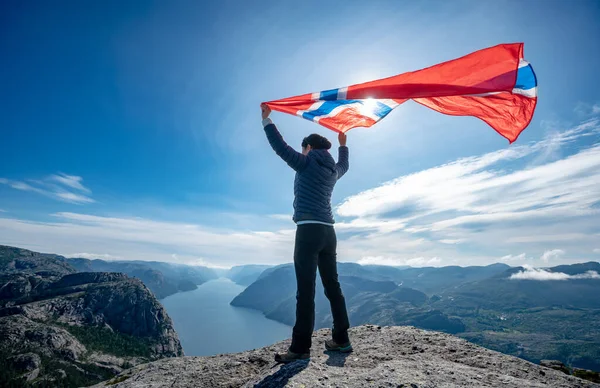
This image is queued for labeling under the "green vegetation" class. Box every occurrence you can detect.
[455,308,600,371]
[56,322,152,359]
[573,369,600,384]
[0,350,22,388]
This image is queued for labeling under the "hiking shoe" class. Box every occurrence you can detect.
[325,339,353,353]
[274,350,310,363]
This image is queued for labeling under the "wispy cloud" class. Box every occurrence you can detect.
[439,239,464,244]
[67,253,122,260]
[357,255,440,267]
[541,249,565,263]
[0,212,294,267]
[575,101,600,117]
[338,120,596,219]
[269,214,293,221]
[49,173,91,194]
[594,249,600,254]
[0,173,94,204]
[332,118,600,263]
[510,266,600,281]
[500,253,529,262]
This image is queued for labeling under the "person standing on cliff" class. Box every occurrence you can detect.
[260,103,353,363]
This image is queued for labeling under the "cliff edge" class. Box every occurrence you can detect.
[95,325,598,387]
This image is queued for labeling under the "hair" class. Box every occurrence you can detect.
[301,134,332,150]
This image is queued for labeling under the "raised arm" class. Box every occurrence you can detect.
[336,132,349,179]
[261,104,308,172]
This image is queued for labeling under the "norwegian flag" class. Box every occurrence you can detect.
[264,43,537,143]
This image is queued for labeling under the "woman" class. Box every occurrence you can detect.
[260,103,352,363]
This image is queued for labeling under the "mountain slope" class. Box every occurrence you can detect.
[92,325,598,387]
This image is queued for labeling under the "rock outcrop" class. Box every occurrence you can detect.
[0,245,183,387]
[95,325,598,387]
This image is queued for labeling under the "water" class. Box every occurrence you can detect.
[161,278,293,356]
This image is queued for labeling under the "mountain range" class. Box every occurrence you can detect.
[231,261,600,372]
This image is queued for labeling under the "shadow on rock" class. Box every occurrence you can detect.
[254,359,309,387]
[325,350,351,367]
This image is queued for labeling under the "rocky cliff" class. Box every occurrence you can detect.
[94,325,598,388]
[0,245,183,387]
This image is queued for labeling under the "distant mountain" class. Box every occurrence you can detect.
[380,263,511,295]
[0,245,182,387]
[224,264,272,286]
[249,262,511,296]
[437,262,600,310]
[231,263,465,334]
[0,246,76,277]
[68,257,219,299]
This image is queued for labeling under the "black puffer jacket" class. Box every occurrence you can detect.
[263,122,349,224]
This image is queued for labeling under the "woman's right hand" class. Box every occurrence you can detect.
[261,103,271,120]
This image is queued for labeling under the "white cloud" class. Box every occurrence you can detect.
[594,249,600,254]
[510,266,600,281]
[337,120,598,220]
[0,212,295,267]
[0,173,93,204]
[269,214,293,221]
[49,173,91,193]
[575,102,600,117]
[506,234,590,243]
[439,239,464,244]
[330,118,600,264]
[67,253,123,260]
[0,209,6,213]
[500,253,529,262]
[357,255,441,267]
[541,249,565,263]
[55,192,95,204]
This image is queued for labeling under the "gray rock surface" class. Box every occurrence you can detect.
[95,325,599,388]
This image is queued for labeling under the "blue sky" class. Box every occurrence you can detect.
[1,0,599,268]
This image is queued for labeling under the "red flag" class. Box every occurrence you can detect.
[265,43,537,143]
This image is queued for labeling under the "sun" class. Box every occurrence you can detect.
[358,98,379,117]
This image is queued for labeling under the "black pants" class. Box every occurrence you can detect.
[289,223,350,354]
